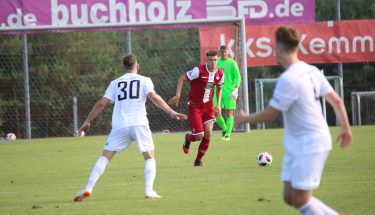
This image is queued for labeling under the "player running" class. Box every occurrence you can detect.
[213,45,241,141]
[168,50,224,167]
[73,53,187,201]
[235,27,352,215]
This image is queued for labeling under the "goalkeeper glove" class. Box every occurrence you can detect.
[230,87,239,99]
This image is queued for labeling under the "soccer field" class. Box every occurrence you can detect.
[0,126,374,215]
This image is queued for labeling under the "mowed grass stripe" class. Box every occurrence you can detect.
[0,126,373,215]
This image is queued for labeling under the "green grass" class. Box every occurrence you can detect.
[0,126,374,215]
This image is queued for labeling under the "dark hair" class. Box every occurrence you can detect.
[219,45,228,51]
[206,50,218,57]
[123,53,137,69]
[275,27,300,53]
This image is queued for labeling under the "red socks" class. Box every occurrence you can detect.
[196,138,210,161]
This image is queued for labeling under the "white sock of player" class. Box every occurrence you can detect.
[299,197,325,215]
[84,156,109,193]
[144,158,156,194]
[311,197,339,215]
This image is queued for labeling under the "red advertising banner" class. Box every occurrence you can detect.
[199,20,375,67]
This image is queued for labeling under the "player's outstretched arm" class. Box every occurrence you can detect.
[323,91,352,148]
[168,74,187,107]
[77,97,111,136]
[234,106,280,128]
[148,92,187,120]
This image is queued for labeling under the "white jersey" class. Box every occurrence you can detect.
[103,73,155,130]
[269,61,334,155]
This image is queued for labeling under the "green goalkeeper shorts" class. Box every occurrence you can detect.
[213,94,237,110]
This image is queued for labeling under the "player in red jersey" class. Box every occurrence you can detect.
[169,50,224,166]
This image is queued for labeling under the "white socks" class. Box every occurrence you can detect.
[311,197,339,215]
[82,157,156,196]
[144,159,156,194]
[84,156,109,193]
[299,197,339,215]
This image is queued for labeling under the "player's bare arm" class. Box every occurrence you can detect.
[323,91,352,148]
[234,106,280,128]
[215,85,222,116]
[148,92,187,120]
[168,74,187,107]
[77,97,111,136]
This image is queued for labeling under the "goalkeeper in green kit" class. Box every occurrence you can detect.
[213,45,241,141]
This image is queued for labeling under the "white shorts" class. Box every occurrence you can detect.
[281,151,330,190]
[104,126,154,153]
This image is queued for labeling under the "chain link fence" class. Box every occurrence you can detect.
[2,26,374,139]
[0,24,243,139]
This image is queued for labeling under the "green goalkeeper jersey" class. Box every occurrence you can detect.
[218,57,241,97]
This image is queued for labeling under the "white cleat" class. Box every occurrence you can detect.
[144,191,162,199]
[73,190,91,202]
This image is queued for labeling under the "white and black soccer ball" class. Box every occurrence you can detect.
[256,152,273,167]
[5,133,16,141]
[74,130,85,137]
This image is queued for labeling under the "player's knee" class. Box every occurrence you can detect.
[204,130,212,139]
[227,110,234,117]
[142,151,154,160]
[283,182,295,207]
[283,191,307,207]
[290,189,312,208]
[195,134,204,141]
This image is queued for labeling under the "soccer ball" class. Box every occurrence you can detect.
[256,152,273,167]
[74,130,85,137]
[5,133,16,141]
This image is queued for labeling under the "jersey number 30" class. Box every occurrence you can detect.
[117,80,140,101]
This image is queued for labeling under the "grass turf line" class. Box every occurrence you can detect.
[0,126,374,215]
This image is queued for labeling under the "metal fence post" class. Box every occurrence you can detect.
[73,97,78,136]
[336,0,345,101]
[240,17,250,132]
[125,30,132,54]
[22,34,31,139]
[357,94,361,126]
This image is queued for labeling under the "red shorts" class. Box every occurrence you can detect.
[188,103,215,135]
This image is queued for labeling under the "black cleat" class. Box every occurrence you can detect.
[222,131,226,137]
[183,134,191,154]
[194,160,205,167]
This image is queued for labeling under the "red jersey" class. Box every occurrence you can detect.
[185,65,224,105]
